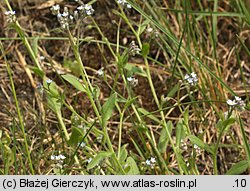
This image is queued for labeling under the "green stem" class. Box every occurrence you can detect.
[4,0,42,70]
[67,29,125,174]
[1,42,35,174]
[117,111,124,160]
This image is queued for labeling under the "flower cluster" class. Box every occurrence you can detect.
[51,154,66,169]
[51,5,73,29]
[145,157,156,169]
[180,140,188,151]
[127,76,138,87]
[129,41,141,56]
[5,10,16,23]
[184,72,198,86]
[227,96,245,108]
[77,4,94,16]
[51,2,94,29]
[117,0,132,9]
[194,144,201,155]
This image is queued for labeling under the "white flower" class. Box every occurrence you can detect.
[84,4,94,15]
[78,142,86,148]
[150,157,156,163]
[51,154,66,160]
[77,5,85,11]
[226,99,237,106]
[184,72,198,86]
[52,4,60,11]
[46,79,52,84]
[51,155,56,160]
[146,27,153,33]
[127,76,138,87]
[126,4,132,9]
[5,10,16,23]
[40,56,45,61]
[51,4,60,15]
[58,154,66,160]
[87,158,92,163]
[5,11,16,16]
[117,0,126,5]
[145,157,156,168]
[97,68,104,76]
[129,41,141,56]
[77,4,94,16]
[234,96,241,101]
[127,77,133,82]
[227,96,245,108]
[181,140,188,151]
[194,144,199,149]
[117,0,131,9]
[145,159,151,166]
[194,144,201,155]
[61,11,69,17]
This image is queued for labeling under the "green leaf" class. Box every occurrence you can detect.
[158,121,173,153]
[176,120,186,148]
[92,85,101,100]
[217,117,236,136]
[63,59,81,77]
[166,83,179,98]
[101,93,117,127]
[117,50,129,73]
[124,97,138,111]
[239,117,250,161]
[176,151,188,174]
[31,36,39,58]
[30,66,44,78]
[226,160,249,175]
[119,144,128,164]
[188,135,213,154]
[47,82,61,114]
[141,43,150,58]
[138,19,151,35]
[125,157,140,175]
[68,127,84,147]
[130,137,145,159]
[183,109,189,128]
[62,74,86,93]
[124,63,147,77]
[87,151,113,170]
[47,97,61,113]
[138,107,161,124]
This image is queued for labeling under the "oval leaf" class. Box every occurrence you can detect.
[125,157,139,175]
